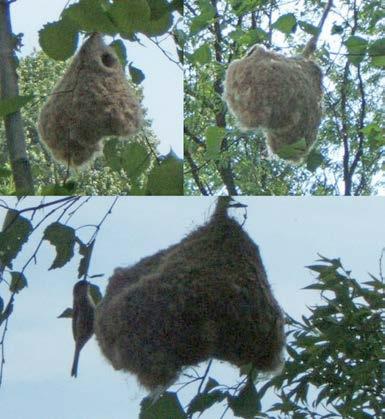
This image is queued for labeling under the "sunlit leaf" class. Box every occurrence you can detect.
[345,35,368,65]
[273,13,297,34]
[39,18,79,61]
[146,151,183,195]
[205,126,226,160]
[109,0,151,33]
[190,43,212,65]
[369,38,385,68]
[110,39,127,67]
[63,0,117,34]
[122,142,151,179]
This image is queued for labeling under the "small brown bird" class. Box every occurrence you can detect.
[71,280,95,378]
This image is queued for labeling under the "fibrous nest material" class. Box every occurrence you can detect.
[95,198,285,390]
[38,33,143,167]
[224,45,323,161]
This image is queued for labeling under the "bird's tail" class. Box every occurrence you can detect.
[71,347,80,378]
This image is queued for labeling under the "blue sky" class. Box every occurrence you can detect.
[10,0,183,158]
[0,196,384,418]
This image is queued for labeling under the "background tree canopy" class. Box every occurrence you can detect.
[0,0,183,195]
[184,0,385,196]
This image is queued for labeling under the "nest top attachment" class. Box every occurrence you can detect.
[224,45,323,162]
[38,33,143,167]
[95,198,285,391]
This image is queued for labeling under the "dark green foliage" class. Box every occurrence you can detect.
[263,255,385,418]
[140,392,186,419]
[146,255,384,419]
[43,222,77,270]
[0,210,32,269]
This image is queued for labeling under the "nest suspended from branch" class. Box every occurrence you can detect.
[38,33,143,167]
[224,45,323,162]
[95,197,285,390]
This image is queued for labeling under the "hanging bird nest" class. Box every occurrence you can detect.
[95,197,285,390]
[38,33,143,167]
[224,45,323,161]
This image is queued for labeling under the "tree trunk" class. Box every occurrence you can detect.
[0,0,34,195]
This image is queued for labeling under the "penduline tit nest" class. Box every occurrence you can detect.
[224,45,323,162]
[38,33,143,167]
[95,197,285,391]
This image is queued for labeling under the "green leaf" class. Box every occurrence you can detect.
[39,19,79,61]
[204,377,220,392]
[275,138,307,161]
[0,210,33,269]
[190,43,212,65]
[369,38,385,68]
[187,390,227,415]
[40,182,77,195]
[298,21,319,36]
[331,24,344,35]
[104,138,122,171]
[43,222,76,269]
[273,13,297,35]
[0,297,3,314]
[0,167,12,178]
[0,95,34,117]
[238,29,268,47]
[58,307,73,318]
[190,1,216,35]
[78,239,95,279]
[110,40,127,67]
[122,142,151,179]
[170,0,182,15]
[306,150,324,172]
[129,62,145,84]
[140,0,173,37]
[228,380,261,418]
[109,0,151,33]
[63,0,117,34]
[89,283,103,305]
[9,271,28,293]
[205,126,226,160]
[345,36,368,65]
[140,392,186,419]
[146,151,183,195]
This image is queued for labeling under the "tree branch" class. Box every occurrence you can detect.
[184,148,210,195]
[302,0,333,58]
[0,0,34,194]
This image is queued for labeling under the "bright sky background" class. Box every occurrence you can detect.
[10,0,183,158]
[0,196,384,418]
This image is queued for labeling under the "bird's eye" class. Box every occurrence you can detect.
[101,53,116,67]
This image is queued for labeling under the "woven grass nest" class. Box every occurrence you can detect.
[38,33,143,167]
[95,197,285,390]
[224,45,323,162]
